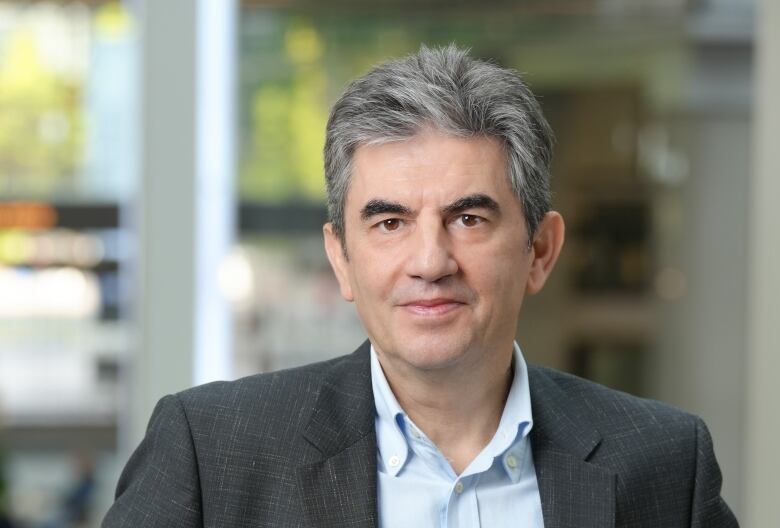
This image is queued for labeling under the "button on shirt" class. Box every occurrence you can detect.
[371,343,544,528]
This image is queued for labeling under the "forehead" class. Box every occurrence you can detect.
[348,130,513,207]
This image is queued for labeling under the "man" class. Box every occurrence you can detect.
[103,45,738,527]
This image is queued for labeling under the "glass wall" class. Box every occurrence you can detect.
[0,2,136,526]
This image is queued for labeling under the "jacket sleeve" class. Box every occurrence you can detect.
[102,394,203,528]
[690,417,739,527]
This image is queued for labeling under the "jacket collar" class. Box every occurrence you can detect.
[528,365,616,528]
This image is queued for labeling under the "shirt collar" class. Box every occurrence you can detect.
[477,341,534,482]
[370,342,534,480]
[370,347,409,476]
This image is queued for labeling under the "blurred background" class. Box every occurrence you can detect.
[0,0,777,526]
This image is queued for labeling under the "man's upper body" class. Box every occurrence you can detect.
[103,341,736,527]
[104,45,738,526]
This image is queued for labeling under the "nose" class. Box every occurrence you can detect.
[405,218,459,283]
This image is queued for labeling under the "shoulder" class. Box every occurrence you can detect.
[173,351,364,428]
[529,363,699,429]
[528,364,704,463]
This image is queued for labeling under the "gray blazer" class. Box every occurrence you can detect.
[103,342,738,527]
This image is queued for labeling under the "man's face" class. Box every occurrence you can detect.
[324,129,558,375]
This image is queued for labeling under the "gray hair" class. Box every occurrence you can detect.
[324,44,553,247]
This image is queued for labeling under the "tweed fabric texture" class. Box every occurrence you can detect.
[103,342,738,527]
[527,366,737,527]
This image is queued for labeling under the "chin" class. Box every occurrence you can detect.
[387,333,474,371]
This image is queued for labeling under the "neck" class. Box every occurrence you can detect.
[376,344,514,474]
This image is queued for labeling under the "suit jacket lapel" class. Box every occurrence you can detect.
[297,342,378,527]
[529,366,616,528]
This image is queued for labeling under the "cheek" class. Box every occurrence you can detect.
[348,249,398,301]
[486,264,527,306]
[468,243,530,304]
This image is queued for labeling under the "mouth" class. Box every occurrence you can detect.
[399,298,466,317]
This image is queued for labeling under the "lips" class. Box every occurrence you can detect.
[400,298,465,317]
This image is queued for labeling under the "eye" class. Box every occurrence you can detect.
[377,218,403,232]
[456,214,485,227]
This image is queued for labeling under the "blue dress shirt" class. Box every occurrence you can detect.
[371,343,545,528]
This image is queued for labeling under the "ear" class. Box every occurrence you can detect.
[525,211,565,295]
[323,223,354,302]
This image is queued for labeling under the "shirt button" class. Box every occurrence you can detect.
[454,481,464,494]
[506,454,518,469]
[388,455,400,468]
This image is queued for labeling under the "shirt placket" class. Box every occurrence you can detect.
[441,475,480,528]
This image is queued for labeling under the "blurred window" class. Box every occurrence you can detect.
[0,2,136,525]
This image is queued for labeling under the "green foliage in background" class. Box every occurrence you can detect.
[241,20,329,202]
[0,28,85,196]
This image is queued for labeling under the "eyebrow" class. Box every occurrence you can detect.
[359,193,501,221]
[442,193,500,216]
[360,199,413,221]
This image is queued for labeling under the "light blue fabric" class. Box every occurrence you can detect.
[371,343,545,528]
